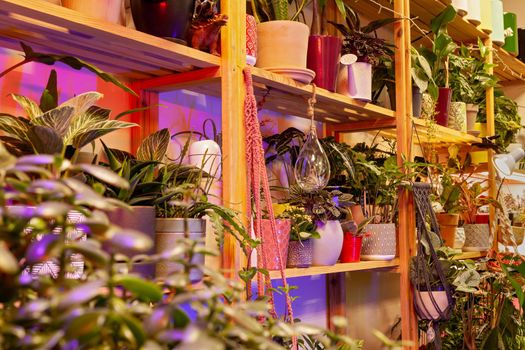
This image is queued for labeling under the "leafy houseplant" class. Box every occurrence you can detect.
[330,5,397,101]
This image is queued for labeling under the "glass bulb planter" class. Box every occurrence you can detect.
[294,85,331,192]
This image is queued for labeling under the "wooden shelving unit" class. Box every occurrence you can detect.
[493,46,525,82]
[454,252,487,260]
[268,259,400,280]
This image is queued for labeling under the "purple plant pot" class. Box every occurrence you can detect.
[436,87,452,127]
[307,35,342,92]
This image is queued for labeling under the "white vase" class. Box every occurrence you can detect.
[189,140,222,178]
[415,290,450,320]
[312,220,343,266]
[62,0,124,24]
[452,0,469,16]
[466,0,481,25]
[347,62,372,101]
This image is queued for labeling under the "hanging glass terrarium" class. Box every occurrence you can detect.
[294,85,330,192]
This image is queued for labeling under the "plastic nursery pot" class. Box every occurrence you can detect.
[258,219,291,270]
[307,35,342,92]
[130,0,195,45]
[287,239,313,268]
[62,0,124,24]
[435,87,452,127]
[340,234,363,263]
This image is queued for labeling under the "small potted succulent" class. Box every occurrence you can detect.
[330,5,396,101]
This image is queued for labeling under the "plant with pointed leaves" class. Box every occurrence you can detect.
[250,0,309,22]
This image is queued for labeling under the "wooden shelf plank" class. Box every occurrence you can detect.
[268,259,400,280]
[251,67,395,123]
[0,0,220,79]
[454,251,487,260]
[409,117,482,144]
[494,46,525,82]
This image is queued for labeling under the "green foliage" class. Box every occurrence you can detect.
[250,0,308,22]
[287,185,352,223]
[278,207,320,241]
[411,47,435,94]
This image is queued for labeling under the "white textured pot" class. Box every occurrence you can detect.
[189,139,222,178]
[466,0,481,25]
[448,101,467,132]
[312,220,343,266]
[415,290,450,320]
[345,62,372,101]
[452,0,469,16]
[463,223,491,251]
[62,0,124,24]
[256,20,309,69]
[361,223,396,260]
[466,103,479,132]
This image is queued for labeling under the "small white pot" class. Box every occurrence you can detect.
[448,101,467,132]
[189,140,222,178]
[62,0,124,24]
[256,20,310,69]
[312,220,343,266]
[466,0,481,25]
[452,0,469,16]
[346,62,372,101]
[415,290,450,320]
[466,103,479,132]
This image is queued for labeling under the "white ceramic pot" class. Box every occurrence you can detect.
[361,223,396,260]
[466,0,481,25]
[415,290,450,320]
[256,20,310,69]
[463,223,491,251]
[189,140,222,178]
[312,220,344,266]
[448,101,467,132]
[62,0,124,24]
[466,103,479,132]
[452,0,469,16]
[155,218,206,282]
[347,62,372,101]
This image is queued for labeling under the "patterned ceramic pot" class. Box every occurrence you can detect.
[361,223,396,260]
[287,239,313,268]
[155,218,205,282]
[463,223,491,252]
[312,220,344,266]
[421,93,436,120]
[259,219,290,270]
[448,101,467,132]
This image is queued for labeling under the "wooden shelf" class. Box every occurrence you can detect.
[250,67,395,123]
[494,46,525,82]
[454,251,487,260]
[409,117,482,144]
[0,0,220,80]
[269,259,400,280]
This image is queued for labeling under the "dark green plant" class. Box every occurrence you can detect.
[250,0,308,22]
[411,47,435,95]
[287,185,353,223]
[329,4,397,65]
[311,0,346,35]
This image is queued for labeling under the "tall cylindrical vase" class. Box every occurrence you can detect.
[480,0,493,34]
[491,0,505,46]
[466,0,481,26]
[307,35,342,92]
[436,87,452,127]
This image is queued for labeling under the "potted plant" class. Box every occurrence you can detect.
[451,0,469,16]
[287,185,351,266]
[62,0,124,24]
[330,6,396,101]
[340,217,373,263]
[434,171,463,248]
[307,0,345,91]
[251,0,311,81]
[277,206,320,268]
[131,0,196,44]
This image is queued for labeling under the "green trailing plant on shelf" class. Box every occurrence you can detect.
[250,0,308,22]
[277,206,321,242]
[311,0,346,35]
[329,4,397,65]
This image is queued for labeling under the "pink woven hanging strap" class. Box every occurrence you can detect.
[243,66,296,345]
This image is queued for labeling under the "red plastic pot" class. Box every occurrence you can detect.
[307,35,342,92]
[436,87,452,127]
[476,213,490,224]
[340,234,363,263]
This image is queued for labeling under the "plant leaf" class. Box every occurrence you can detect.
[137,128,170,162]
[26,125,63,154]
[77,164,129,190]
[114,275,162,302]
[39,69,59,112]
[11,94,43,120]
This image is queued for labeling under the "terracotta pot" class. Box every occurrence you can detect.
[466,103,479,132]
[307,35,342,92]
[350,204,366,225]
[463,223,491,251]
[130,0,195,44]
[63,0,124,24]
[436,213,459,248]
[436,87,452,127]
[107,206,156,278]
[361,223,396,261]
[313,220,344,266]
[155,218,205,282]
[347,62,372,101]
[452,0,469,16]
[258,219,290,270]
[448,101,467,132]
[340,234,363,263]
[415,290,450,320]
[287,239,313,268]
[436,213,460,227]
[466,0,481,25]
[256,20,310,69]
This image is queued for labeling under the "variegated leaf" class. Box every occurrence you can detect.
[32,106,75,137]
[71,120,137,149]
[0,114,29,140]
[10,94,43,119]
[59,92,103,117]
[27,125,63,154]
[64,106,111,145]
[137,128,170,162]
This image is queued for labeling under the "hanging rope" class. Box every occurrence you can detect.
[243,67,297,348]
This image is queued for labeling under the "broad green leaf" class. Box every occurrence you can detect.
[65,311,104,339]
[39,69,58,112]
[11,94,43,120]
[430,5,456,36]
[0,114,29,140]
[71,120,137,149]
[60,92,103,117]
[104,227,153,253]
[26,125,63,154]
[137,128,170,162]
[32,106,75,137]
[58,280,105,309]
[34,202,71,218]
[67,239,109,266]
[77,164,129,190]
[120,313,146,346]
[114,275,162,302]
[0,142,17,170]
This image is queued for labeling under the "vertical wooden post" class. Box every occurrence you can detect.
[220,0,247,278]
[394,0,418,348]
[485,38,497,247]
[128,85,159,154]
